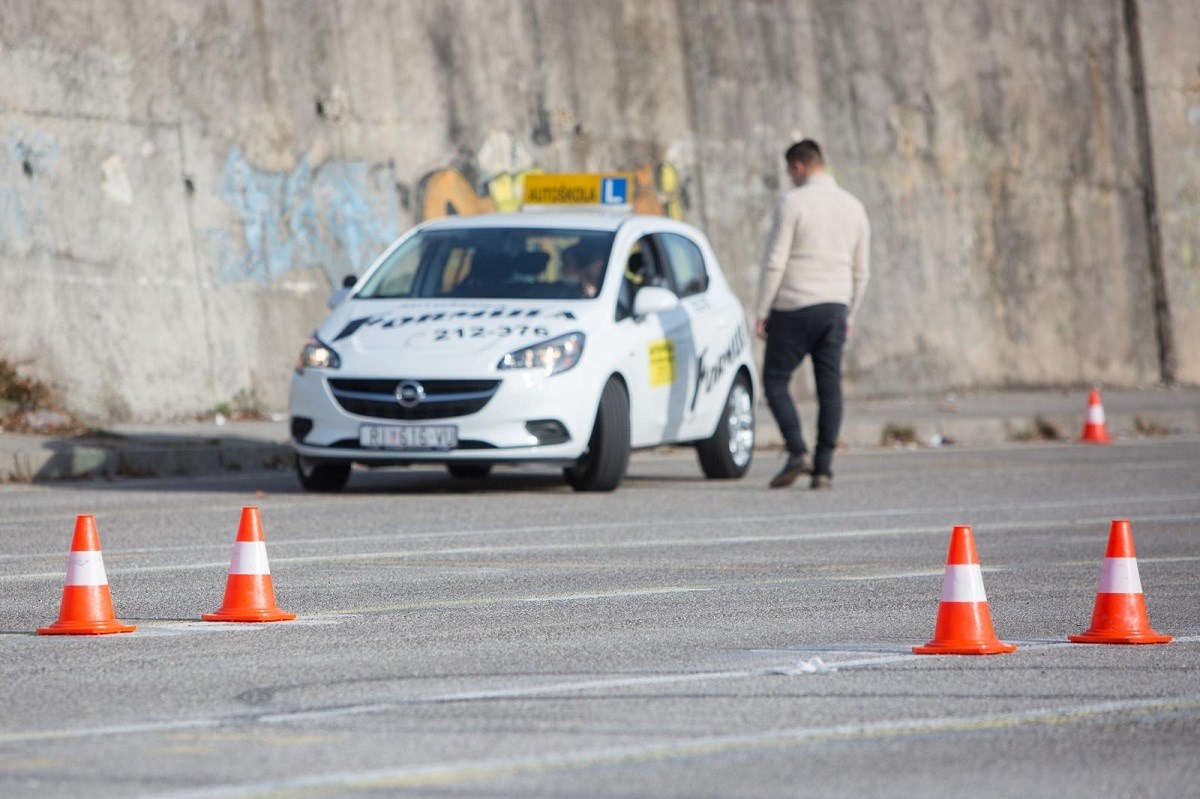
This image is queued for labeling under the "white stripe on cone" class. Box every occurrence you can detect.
[939,564,988,603]
[229,541,271,575]
[1087,403,1106,424]
[65,551,109,586]
[1097,557,1143,594]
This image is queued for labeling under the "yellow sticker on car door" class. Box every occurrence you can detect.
[648,339,675,387]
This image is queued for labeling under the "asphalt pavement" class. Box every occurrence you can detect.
[2,385,1198,483]
[0,437,1197,797]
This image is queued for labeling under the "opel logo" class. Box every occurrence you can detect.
[395,380,426,409]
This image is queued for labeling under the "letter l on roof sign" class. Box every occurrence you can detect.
[601,177,628,205]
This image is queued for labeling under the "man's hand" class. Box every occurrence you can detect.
[755,317,769,341]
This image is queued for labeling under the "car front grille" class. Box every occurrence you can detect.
[327,378,500,420]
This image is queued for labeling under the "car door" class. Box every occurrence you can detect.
[655,231,743,442]
[614,234,692,447]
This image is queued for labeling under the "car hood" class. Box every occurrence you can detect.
[317,298,598,365]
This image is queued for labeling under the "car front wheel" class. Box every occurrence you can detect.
[564,378,630,492]
[295,456,352,492]
[697,375,754,479]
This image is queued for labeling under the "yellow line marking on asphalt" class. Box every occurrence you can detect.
[161,695,1200,797]
[0,758,61,771]
[311,570,952,618]
[314,585,714,617]
[167,732,257,742]
[1051,555,1200,569]
[0,504,245,533]
[1137,556,1200,564]
[163,732,335,747]
[262,736,338,746]
[0,570,948,638]
[154,745,219,756]
[129,618,339,636]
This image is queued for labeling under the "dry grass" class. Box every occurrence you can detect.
[0,358,80,434]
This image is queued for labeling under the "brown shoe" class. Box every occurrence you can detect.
[810,474,833,490]
[769,453,813,488]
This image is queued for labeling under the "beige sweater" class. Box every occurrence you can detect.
[755,173,871,322]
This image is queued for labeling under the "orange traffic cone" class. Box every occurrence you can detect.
[914,525,1016,655]
[203,507,295,622]
[1069,520,1171,644]
[38,515,136,635]
[1079,387,1112,443]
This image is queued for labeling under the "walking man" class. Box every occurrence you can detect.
[756,140,870,489]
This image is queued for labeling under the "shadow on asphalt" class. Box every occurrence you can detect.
[31,464,714,496]
[35,471,572,495]
[20,432,713,494]
[31,462,583,495]
[15,431,291,484]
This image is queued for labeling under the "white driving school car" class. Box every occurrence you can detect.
[289,174,758,492]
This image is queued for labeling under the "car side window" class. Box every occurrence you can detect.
[658,233,709,297]
[616,236,668,321]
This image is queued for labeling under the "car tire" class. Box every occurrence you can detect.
[564,378,630,492]
[294,456,352,492]
[697,375,754,479]
[446,463,493,479]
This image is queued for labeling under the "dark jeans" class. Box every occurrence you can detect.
[763,303,847,477]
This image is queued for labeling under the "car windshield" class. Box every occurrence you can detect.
[356,228,616,301]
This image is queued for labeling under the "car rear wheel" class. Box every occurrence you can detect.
[564,378,630,492]
[446,463,493,479]
[697,375,754,479]
[295,456,352,492]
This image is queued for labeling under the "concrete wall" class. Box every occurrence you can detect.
[1136,0,1200,385]
[0,0,1196,421]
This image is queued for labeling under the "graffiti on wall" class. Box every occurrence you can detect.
[207,148,404,286]
[210,145,690,286]
[0,130,59,249]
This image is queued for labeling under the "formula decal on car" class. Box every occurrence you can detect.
[333,306,578,341]
[648,339,675,388]
[691,326,746,410]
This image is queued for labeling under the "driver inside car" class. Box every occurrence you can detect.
[561,241,607,298]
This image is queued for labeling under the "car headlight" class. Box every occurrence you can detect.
[294,336,341,374]
[498,332,585,376]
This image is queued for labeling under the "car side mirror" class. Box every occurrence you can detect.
[327,275,357,309]
[631,285,679,318]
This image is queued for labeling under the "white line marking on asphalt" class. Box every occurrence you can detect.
[0,571,946,639]
[315,585,715,616]
[9,637,1198,748]
[309,571,948,618]
[0,664,815,745]
[0,570,948,637]
[257,491,1200,549]
[4,510,1197,583]
[157,694,1200,797]
[3,492,1200,560]
[223,635,1200,716]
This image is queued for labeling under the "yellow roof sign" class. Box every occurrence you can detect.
[523,173,634,208]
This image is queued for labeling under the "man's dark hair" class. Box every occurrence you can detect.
[784,139,823,167]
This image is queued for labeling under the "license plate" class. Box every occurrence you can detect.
[359,424,458,451]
